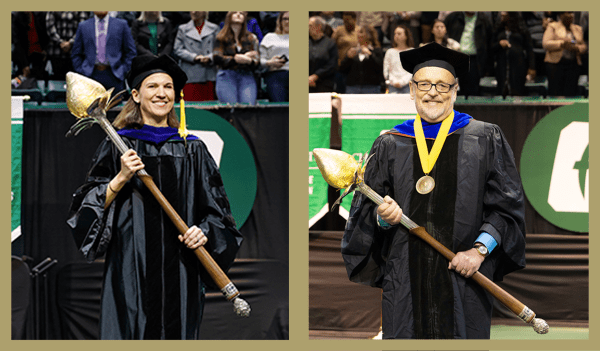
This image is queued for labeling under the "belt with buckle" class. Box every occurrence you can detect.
[94,63,110,71]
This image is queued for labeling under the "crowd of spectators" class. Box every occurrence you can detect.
[309,11,589,98]
[11,11,289,104]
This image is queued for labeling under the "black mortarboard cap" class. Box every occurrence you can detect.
[127,54,188,97]
[400,42,470,78]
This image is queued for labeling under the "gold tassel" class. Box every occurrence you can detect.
[178,90,189,142]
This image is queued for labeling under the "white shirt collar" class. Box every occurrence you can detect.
[95,14,109,29]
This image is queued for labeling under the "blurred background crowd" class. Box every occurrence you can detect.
[309,11,589,98]
[11,11,290,104]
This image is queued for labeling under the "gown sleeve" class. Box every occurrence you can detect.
[481,125,526,280]
[341,134,396,287]
[67,138,119,262]
[194,142,244,282]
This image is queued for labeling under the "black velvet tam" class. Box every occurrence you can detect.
[127,54,188,97]
[400,42,470,78]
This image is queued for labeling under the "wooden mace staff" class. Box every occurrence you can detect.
[65,72,250,317]
[313,148,548,334]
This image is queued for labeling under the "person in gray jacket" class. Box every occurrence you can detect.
[174,11,219,101]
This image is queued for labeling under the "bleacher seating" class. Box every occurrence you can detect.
[45,80,67,102]
[11,80,68,105]
[11,88,44,105]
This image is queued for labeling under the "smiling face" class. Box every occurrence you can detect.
[409,66,457,123]
[132,73,175,125]
[281,12,289,33]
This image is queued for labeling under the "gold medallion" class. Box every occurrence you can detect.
[416,175,435,194]
[413,112,453,196]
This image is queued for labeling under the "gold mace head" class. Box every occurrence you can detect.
[313,148,360,189]
[66,72,112,118]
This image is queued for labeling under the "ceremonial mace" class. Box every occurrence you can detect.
[313,148,549,334]
[65,72,250,317]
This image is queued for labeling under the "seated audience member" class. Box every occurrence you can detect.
[71,11,136,92]
[542,11,586,97]
[213,11,260,105]
[45,11,89,80]
[11,66,38,89]
[259,11,289,102]
[384,24,414,94]
[492,12,535,96]
[340,25,384,94]
[131,12,175,57]
[174,11,219,101]
[309,16,338,93]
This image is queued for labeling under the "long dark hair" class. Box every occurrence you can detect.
[392,24,414,49]
[275,11,289,34]
[216,11,250,43]
[432,19,449,47]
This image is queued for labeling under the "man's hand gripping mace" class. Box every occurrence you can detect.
[313,148,548,334]
[65,72,250,317]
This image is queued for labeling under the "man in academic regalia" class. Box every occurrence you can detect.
[341,43,526,339]
[67,54,243,339]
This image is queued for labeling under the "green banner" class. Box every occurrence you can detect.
[180,108,257,229]
[337,94,417,218]
[11,97,24,241]
[340,117,411,217]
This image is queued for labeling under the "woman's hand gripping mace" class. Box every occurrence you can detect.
[65,72,250,317]
[313,148,548,334]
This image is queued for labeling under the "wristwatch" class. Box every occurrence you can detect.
[474,243,488,257]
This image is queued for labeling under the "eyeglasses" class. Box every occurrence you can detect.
[412,80,456,93]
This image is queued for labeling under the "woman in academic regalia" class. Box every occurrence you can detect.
[67,54,243,340]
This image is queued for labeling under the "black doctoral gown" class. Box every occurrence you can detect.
[67,134,243,340]
[342,117,526,339]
